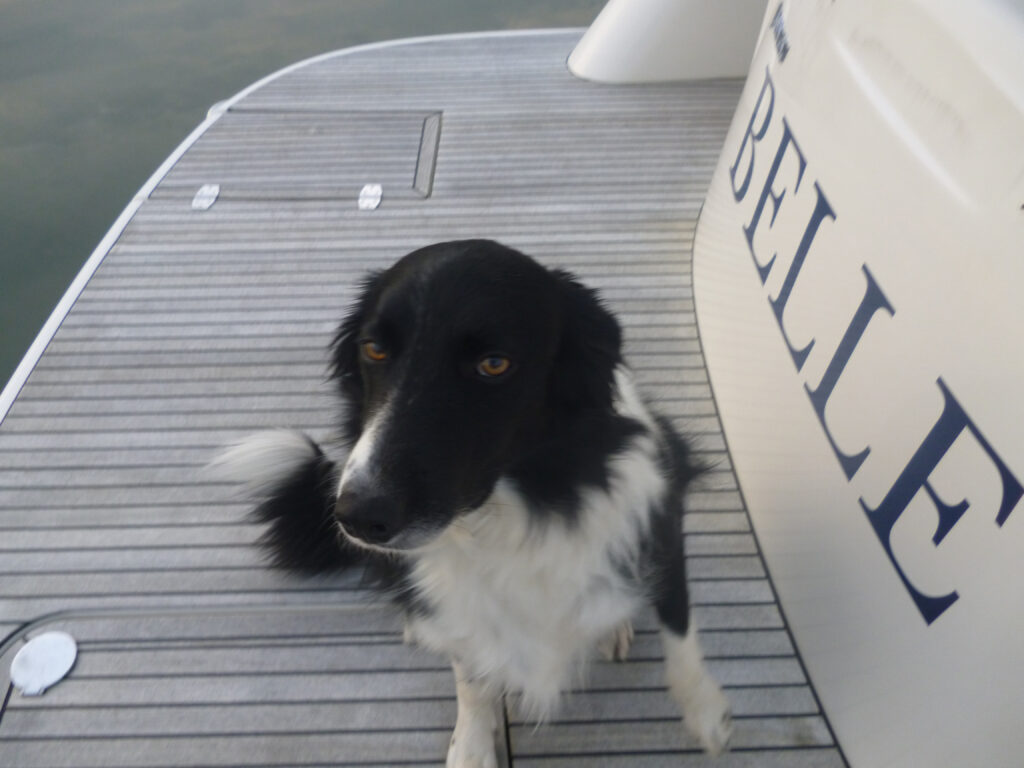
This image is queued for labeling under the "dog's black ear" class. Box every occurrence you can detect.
[329,270,384,403]
[549,269,623,411]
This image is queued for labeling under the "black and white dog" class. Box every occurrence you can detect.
[212,240,732,765]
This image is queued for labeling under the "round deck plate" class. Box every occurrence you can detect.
[10,631,78,696]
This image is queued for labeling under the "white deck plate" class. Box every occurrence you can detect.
[0,30,845,766]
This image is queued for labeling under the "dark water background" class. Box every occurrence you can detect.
[0,0,604,386]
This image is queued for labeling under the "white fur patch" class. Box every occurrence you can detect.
[597,619,634,663]
[447,662,500,768]
[613,366,658,432]
[205,430,319,497]
[662,621,733,756]
[337,402,390,497]
[405,368,667,719]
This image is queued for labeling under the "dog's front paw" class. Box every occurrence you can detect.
[680,674,732,757]
[446,721,498,768]
[597,620,634,662]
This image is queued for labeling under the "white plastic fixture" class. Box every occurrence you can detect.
[10,632,78,696]
[191,183,220,211]
[358,183,383,210]
[569,0,768,83]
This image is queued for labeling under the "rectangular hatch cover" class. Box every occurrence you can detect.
[158,109,441,202]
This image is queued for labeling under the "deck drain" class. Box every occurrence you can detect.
[10,631,78,696]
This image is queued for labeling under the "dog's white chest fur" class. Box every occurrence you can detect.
[406,424,665,716]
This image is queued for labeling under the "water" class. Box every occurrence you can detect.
[0,0,604,387]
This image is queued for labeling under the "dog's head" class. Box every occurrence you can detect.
[329,239,624,551]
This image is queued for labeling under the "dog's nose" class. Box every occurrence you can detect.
[334,492,400,545]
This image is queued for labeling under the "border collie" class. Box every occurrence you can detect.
[211,239,732,765]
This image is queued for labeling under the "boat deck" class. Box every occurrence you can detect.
[0,30,846,766]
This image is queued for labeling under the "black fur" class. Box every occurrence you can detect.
[249,438,351,574]
[227,239,735,756]
[325,239,658,542]
[254,239,699,616]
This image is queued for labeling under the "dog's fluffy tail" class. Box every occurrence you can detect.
[207,430,359,574]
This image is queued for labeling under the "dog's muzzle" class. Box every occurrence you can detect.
[334,491,403,546]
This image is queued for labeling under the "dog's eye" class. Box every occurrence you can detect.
[361,340,388,362]
[476,355,512,378]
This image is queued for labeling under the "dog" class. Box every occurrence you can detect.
[210,239,732,766]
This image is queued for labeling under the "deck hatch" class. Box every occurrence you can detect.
[158,109,442,203]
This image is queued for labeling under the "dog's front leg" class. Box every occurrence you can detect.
[661,618,732,756]
[447,661,500,768]
[650,506,732,755]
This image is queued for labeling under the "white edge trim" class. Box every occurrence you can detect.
[0,27,583,424]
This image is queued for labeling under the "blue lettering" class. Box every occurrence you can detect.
[729,69,775,202]
[860,379,1023,624]
[769,182,836,370]
[730,80,1023,625]
[805,265,894,479]
[771,5,791,61]
[743,119,806,284]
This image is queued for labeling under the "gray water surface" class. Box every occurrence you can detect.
[0,0,604,386]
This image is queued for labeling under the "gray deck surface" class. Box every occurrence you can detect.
[0,30,845,767]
